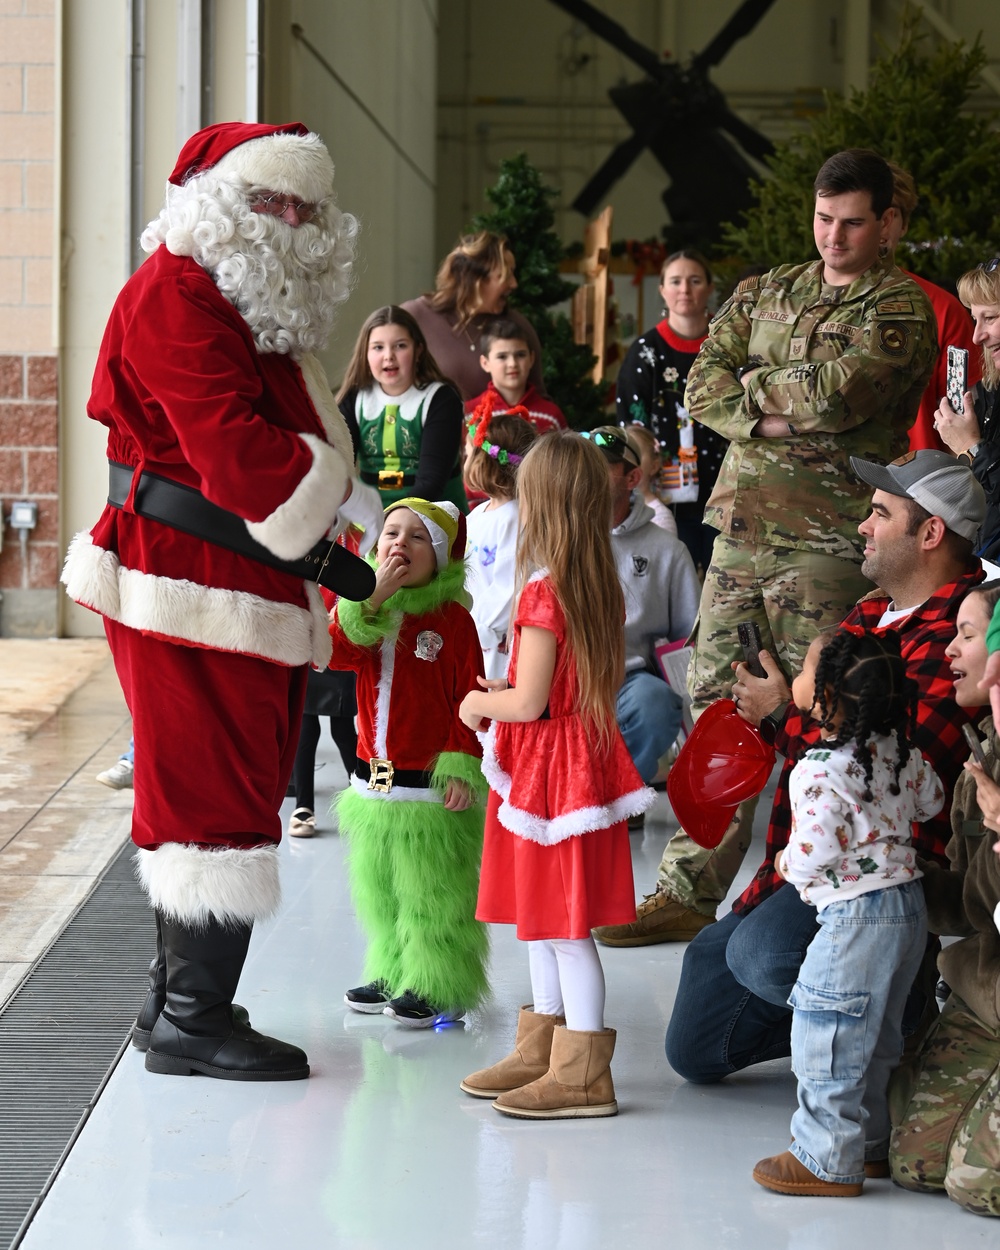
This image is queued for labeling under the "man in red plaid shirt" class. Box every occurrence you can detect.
[666,450,988,1083]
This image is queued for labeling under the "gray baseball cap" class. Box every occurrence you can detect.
[850,449,985,541]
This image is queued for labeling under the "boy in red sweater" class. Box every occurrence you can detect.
[465,317,567,438]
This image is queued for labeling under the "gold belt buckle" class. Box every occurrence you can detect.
[368,757,395,792]
[378,469,404,489]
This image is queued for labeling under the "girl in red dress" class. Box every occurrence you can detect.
[458,431,654,1118]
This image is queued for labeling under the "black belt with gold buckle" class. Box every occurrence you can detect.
[355,757,432,792]
[361,469,415,490]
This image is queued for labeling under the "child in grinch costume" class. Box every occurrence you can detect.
[331,498,489,1026]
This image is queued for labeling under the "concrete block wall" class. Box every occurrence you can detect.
[0,0,57,637]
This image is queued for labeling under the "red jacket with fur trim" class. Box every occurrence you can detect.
[62,247,354,669]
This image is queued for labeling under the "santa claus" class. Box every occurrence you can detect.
[62,121,381,1081]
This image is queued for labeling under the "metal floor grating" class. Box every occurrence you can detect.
[0,840,152,1250]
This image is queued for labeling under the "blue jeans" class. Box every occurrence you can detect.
[789,880,926,1184]
[665,885,819,1082]
[615,670,682,784]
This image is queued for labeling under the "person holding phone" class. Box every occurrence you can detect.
[934,260,1000,558]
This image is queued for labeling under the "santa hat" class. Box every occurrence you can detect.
[168,121,335,204]
[384,498,467,571]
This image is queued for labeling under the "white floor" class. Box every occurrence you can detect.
[19,740,989,1250]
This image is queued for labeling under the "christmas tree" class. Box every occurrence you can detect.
[473,153,605,429]
[723,12,1000,287]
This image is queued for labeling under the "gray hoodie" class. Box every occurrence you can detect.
[611,493,701,673]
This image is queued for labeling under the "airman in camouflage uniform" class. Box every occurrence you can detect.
[594,150,939,946]
[889,716,1000,1218]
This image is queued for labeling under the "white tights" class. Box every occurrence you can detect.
[527,937,606,1033]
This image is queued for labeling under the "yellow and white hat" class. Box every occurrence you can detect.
[383,498,466,571]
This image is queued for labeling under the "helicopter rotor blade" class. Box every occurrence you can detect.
[571,129,653,216]
[547,0,666,79]
[691,0,779,74]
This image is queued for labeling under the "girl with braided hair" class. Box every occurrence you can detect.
[754,626,946,1197]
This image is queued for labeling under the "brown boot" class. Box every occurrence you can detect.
[492,1025,617,1120]
[753,1151,863,1197]
[593,889,715,946]
[460,1005,565,1099]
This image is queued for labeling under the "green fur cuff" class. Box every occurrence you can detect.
[432,751,488,804]
[337,558,470,645]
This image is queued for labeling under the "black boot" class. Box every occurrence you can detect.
[145,914,308,1081]
[132,912,252,1052]
[131,912,167,1052]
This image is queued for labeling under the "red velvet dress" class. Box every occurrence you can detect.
[477,577,653,940]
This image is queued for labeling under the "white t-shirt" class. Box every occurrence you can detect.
[466,498,519,681]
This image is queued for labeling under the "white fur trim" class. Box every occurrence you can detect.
[348,774,442,805]
[374,629,400,757]
[135,843,281,926]
[245,432,348,560]
[213,132,335,203]
[297,354,355,465]
[62,531,318,666]
[305,579,333,669]
[480,722,655,846]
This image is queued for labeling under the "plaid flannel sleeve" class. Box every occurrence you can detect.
[732,578,979,916]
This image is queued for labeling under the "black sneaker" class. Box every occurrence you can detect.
[344,979,392,1014]
[383,989,464,1029]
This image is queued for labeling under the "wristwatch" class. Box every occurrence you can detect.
[758,708,784,746]
[960,442,980,463]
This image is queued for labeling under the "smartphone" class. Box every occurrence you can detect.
[962,721,987,767]
[946,345,969,414]
[737,620,766,679]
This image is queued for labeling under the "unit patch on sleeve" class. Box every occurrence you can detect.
[877,321,910,357]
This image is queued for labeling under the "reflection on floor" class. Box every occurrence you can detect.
[15,718,977,1249]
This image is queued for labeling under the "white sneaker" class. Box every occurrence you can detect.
[96,759,134,789]
[289,807,316,837]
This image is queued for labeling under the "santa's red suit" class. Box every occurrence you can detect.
[61,122,374,1081]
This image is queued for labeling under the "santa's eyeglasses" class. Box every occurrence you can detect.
[249,192,320,224]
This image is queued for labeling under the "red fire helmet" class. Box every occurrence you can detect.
[666,699,776,848]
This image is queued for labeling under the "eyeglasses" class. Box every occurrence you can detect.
[978,257,1000,273]
[581,426,641,469]
[249,192,320,224]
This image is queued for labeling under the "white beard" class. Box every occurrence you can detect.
[140,174,357,357]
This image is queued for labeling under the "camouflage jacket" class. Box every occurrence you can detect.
[921,715,1000,1029]
[685,259,937,559]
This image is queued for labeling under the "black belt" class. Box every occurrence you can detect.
[361,469,416,490]
[108,462,376,602]
[355,757,433,791]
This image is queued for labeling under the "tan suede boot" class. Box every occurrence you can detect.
[460,1005,565,1098]
[492,1025,618,1119]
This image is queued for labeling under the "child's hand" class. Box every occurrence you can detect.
[774,849,788,880]
[443,779,473,812]
[477,675,508,692]
[369,553,409,610]
[459,692,487,732]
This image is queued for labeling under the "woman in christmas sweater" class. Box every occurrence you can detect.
[330,498,489,1027]
[615,249,727,572]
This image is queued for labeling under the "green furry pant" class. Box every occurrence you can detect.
[336,787,489,1011]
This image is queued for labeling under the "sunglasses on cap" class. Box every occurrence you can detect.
[978,257,1000,273]
[581,426,641,469]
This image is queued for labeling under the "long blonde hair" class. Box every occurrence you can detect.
[515,432,625,748]
[956,266,1000,390]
